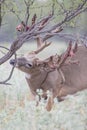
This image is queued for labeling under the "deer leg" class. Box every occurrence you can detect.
[45,89,57,111]
[45,95,54,111]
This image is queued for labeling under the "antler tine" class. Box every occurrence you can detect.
[58,41,72,68]
[73,41,78,53]
[36,36,43,48]
[34,36,51,54]
[34,41,51,54]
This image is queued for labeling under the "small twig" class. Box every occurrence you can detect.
[0,0,86,67]
[24,0,34,29]
[51,2,55,15]
[0,45,9,50]
[4,3,22,22]
[0,45,9,55]
[0,63,16,85]
[0,45,17,85]
[0,49,6,54]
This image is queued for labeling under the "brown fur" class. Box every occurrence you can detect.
[10,45,87,110]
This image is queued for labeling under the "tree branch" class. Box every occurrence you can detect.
[0,0,86,66]
[0,46,17,85]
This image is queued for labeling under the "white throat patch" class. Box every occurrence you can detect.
[25,73,31,79]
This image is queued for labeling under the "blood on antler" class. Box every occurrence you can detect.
[58,41,72,68]
[32,40,77,70]
[57,41,78,68]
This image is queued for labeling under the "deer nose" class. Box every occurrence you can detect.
[9,59,16,65]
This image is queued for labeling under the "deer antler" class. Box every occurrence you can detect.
[36,36,43,48]
[26,36,51,58]
[34,41,51,54]
[57,41,72,68]
[73,41,78,53]
[31,36,52,55]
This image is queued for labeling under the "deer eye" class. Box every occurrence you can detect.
[25,63,33,68]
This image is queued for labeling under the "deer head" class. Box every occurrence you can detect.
[10,36,73,75]
[10,37,52,73]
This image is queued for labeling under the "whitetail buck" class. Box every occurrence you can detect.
[10,37,87,111]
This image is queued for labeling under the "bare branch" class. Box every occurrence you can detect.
[51,2,55,16]
[0,45,9,51]
[0,45,9,54]
[4,2,22,22]
[43,26,63,41]
[56,0,67,14]
[24,0,34,28]
[24,1,30,27]
[0,65,15,85]
[0,0,86,66]
[48,0,87,32]
[0,46,17,85]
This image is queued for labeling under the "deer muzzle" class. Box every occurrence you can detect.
[10,59,16,66]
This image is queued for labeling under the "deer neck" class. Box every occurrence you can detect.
[25,69,48,93]
[25,69,41,79]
